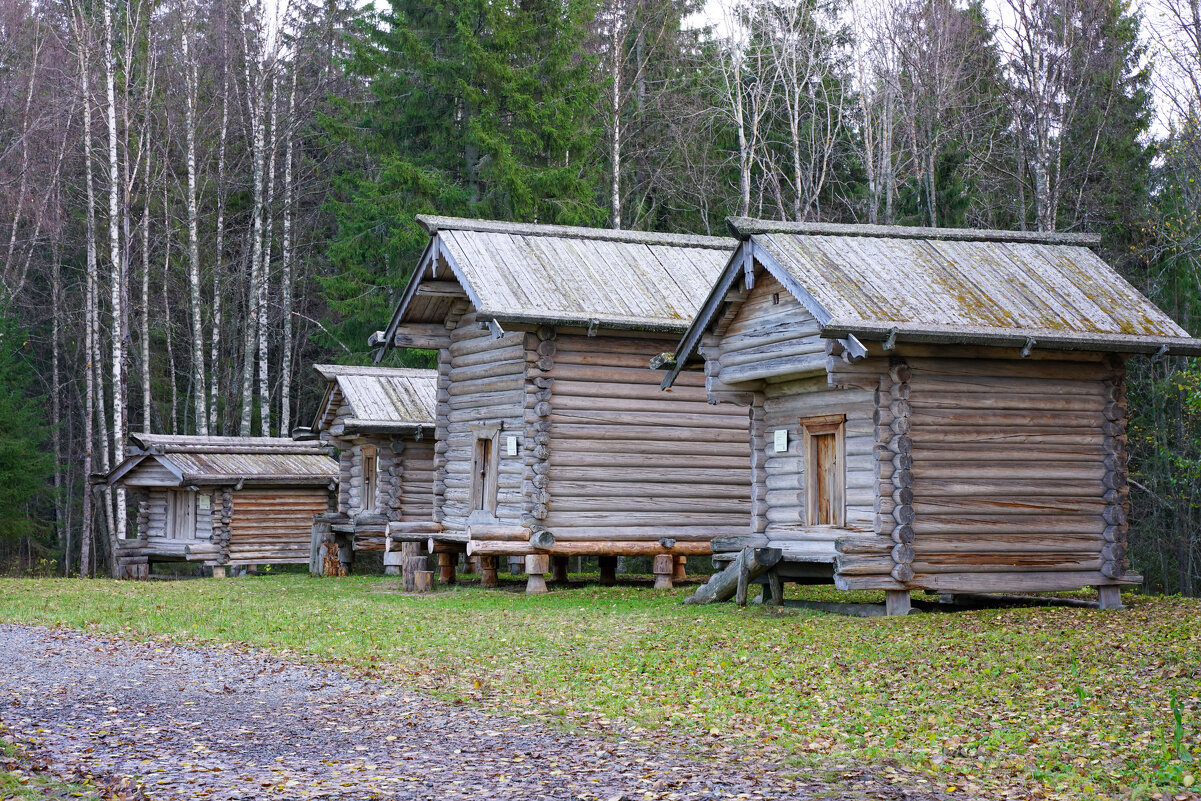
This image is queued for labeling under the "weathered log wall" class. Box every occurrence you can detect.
[227,487,331,565]
[833,350,1136,593]
[542,332,751,551]
[439,313,530,534]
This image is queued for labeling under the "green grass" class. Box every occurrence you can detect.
[0,575,1197,801]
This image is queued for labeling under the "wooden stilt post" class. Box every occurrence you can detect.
[480,555,499,588]
[508,556,525,575]
[212,565,226,579]
[526,554,549,594]
[1096,585,1123,610]
[414,570,433,593]
[400,542,424,592]
[437,552,457,585]
[653,554,674,590]
[672,555,687,582]
[462,554,476,574]
[767,569,783,606]
[885,590,911,616]
[598,555,617,586]
[383,550,403,577]
[551,556,569,584]
[337,534,353,576]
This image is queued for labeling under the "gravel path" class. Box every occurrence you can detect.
[0,625,941,801]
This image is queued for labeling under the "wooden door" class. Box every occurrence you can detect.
[812,433,838,525]
[167,490,196,539]
[802,414,846,528]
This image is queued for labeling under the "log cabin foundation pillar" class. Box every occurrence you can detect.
[212,565,226,579]
[652,554,674,590]
[885,590,911,616]
[508,556,525,575]
[383,549,404,576]
[337,534,354,576]
[414,570,433,593]
[437,552,457,585]
[400,542,424,592]
[526,554,549,594]
[672,555,687,583]
[598,556,617,586]
[1096,585,1124,610]
[480,556,499,588]
[551,556,569,584]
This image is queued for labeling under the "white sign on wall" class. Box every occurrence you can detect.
[506,435,519,456]
[773,429,789,453]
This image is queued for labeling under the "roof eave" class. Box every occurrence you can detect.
[822,320,1201,356]
[486,309,690,335]
[341,420,436,436]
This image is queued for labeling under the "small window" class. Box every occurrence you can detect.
[802,414,846,527]
[471,433,499,515]
[362,445,378,513]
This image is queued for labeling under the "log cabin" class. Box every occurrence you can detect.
[106,434,339,578]
[662,218,1201,614]
[304,364,438,580]
[369,215,751,591]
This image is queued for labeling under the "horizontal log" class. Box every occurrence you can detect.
[912,515,1106,535]
[467,540,713,557]
[909,570,1140,593]
[549,528,719,542]
[466,524,530,541]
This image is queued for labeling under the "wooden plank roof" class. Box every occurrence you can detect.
[661,218,1200,387]
[374,216,736,356]
[311,365,437,435]
[108,435,338,487]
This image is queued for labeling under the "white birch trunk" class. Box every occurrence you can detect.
[74,9,96,577]
[279,68,297,435]
[258,73,279,435]
[103,0,127,558]
[182,19,207,434]
[238,19,266,435]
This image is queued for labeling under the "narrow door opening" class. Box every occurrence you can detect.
[362,445,378,513]
[802,414,846,528]
[167,490,196,540]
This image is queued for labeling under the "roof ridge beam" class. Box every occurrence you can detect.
[726,217,1101,247]
[416,214,734,251]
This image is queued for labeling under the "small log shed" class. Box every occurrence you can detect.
[304,364,438,582]
[662,218,1201,614]
[369,215,752,592]
[106,434,339,578]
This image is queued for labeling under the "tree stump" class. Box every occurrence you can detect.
[672,555,687,582]
[480,556,499,588]
[414,570,434,593]
[551,556,569,584]
[437,552,456,585]
[526,554,550,594]
[598,555,617,587]
[652,553,674,590]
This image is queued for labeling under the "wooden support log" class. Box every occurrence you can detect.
[383,549,404,576]
[1096,585,1124,610]
[467,524,531,541]
[437,552,456,585]
[599,555,617,586]
[465,540,712,557]
[885,590,911,616]
[673,555,687,582]
[529,529,556,550]
[400,542,424,592]
[526,554,549,594]
[684,547,783,605]
[480,555,498,588]
[552,555,569,583]
[653,553,674,590]
[427,538,468,553]
[212,565,227,579]
[414,570,434,593]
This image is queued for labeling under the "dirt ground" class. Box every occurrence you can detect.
[0,624,947,800]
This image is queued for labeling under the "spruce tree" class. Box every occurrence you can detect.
[322,0,605,360]
[0,304,54,543]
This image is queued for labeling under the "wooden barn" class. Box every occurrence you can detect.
[370,215,751,592]
[106,434,339,578]
[662,218,1201,614]
[304,364,438,579]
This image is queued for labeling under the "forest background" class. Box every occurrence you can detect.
[0,0,1197,593]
